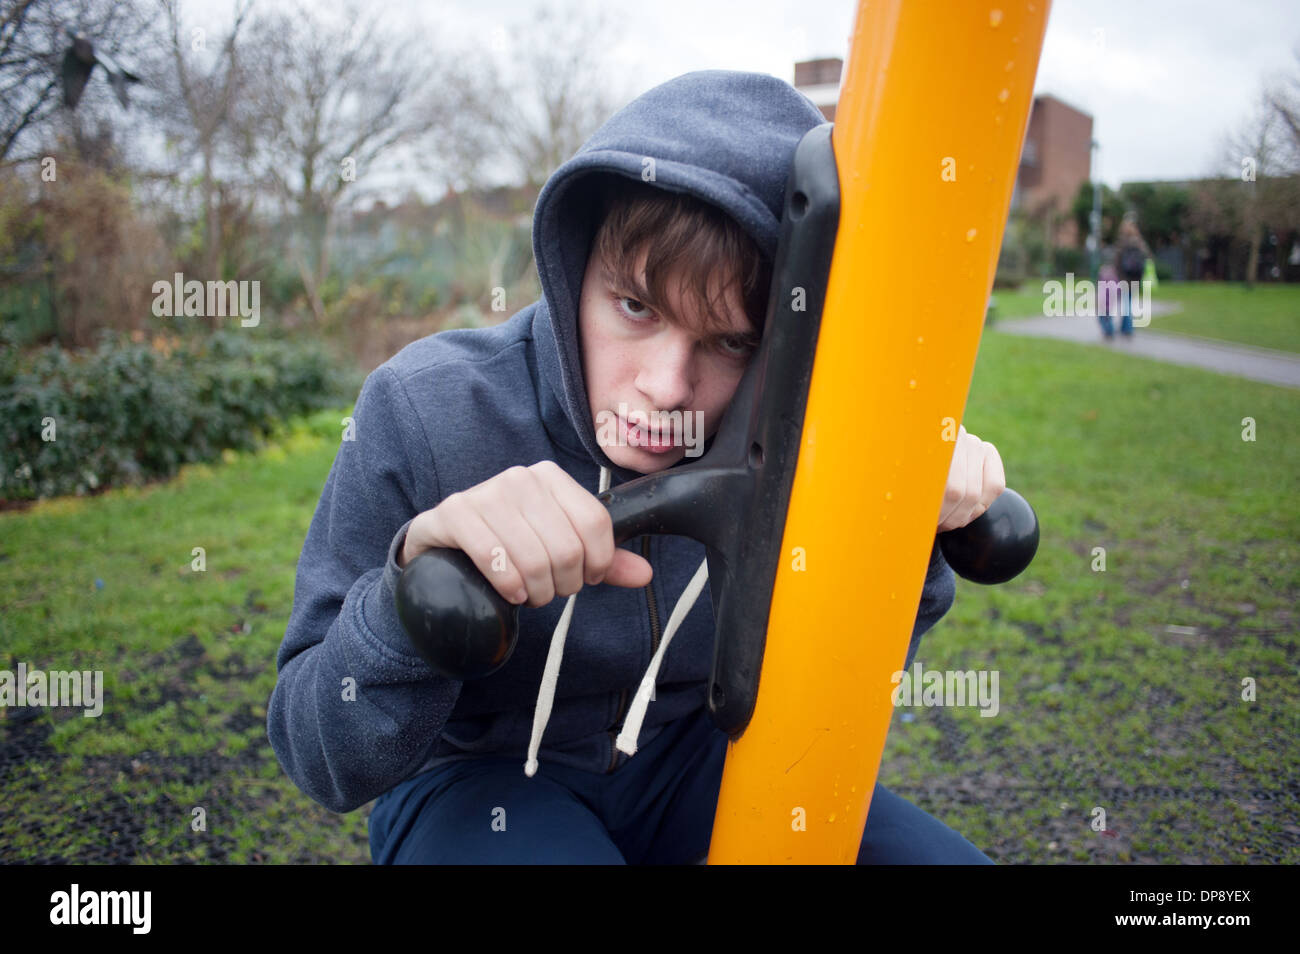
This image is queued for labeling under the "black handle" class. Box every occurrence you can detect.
[395,486,1039,680]
[938,487,1040,585]
[393,546,520,681]
[394,487,666,681]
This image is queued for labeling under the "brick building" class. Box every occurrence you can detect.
[793,59,1093,247]
[793,58,842,121]
[1013,94,1093,247]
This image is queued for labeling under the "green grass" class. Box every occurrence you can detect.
[988,283,1057,321]
[1147,282,1299,353]
[0,408,372,863]
[991,279,1300,354]
[1,320,1297,864]
[880,331,1299,864]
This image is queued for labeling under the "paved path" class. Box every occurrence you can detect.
[992,302,1300,389]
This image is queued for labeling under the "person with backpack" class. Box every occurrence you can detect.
[1104,212,1152,339]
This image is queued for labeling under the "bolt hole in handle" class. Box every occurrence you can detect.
[395,488,1039,681]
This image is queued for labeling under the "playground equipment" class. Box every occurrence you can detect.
[396,0,1051,863]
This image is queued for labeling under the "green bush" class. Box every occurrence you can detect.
[1051,247,1085,276]
[0,328,351,502]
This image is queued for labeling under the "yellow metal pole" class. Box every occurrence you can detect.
[708,0,1051,863]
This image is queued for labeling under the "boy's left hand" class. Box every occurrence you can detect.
[937,426,1006,532]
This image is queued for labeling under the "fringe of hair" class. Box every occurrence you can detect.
[590,177,771,338]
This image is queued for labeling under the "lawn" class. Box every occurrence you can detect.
[1147,282,1299,353]
[882,329,1299,863]
[991,280,1300,354]
[1,320,1297,863]
[0,410,373,863]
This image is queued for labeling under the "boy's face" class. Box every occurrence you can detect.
[578,245,759,474]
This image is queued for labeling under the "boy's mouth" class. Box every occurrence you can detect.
[621,415,679,453]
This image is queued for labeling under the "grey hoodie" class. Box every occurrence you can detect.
[267,70,956,814]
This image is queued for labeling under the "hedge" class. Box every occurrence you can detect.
[0,328,354,502]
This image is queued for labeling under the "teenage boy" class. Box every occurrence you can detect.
[269,70,1005,864]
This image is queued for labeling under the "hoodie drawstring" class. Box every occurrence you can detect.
[524,464,710,776]
[615,556,709,756]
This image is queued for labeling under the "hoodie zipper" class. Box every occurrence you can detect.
[643,535,663,657]
[607,535,662,772]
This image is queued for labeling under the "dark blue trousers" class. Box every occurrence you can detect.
[368,706,993,864]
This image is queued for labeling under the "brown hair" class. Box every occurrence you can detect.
[590,176,771,343]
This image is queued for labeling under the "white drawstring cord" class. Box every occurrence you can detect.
[524,464,613,777]
[616,556,709,756]
[523,463,710,775]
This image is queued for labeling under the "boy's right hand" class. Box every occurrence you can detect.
[397,461,654,608]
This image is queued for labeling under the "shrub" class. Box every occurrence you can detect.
[1051,247,1085,276]
[0,160,169,348]
[0,328,352,502]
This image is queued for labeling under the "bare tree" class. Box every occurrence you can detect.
[234,0,440,323]
[143,0,254,312]
[1207,89,1300,283]
[0,0,151,164]
[401,0,631,317]
[467,3,627,190]
[1188,66,1300,284]
[1264,46,1300,174]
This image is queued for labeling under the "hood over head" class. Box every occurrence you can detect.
[530,69,828,482]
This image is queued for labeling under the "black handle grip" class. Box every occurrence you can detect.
[396,486,1039,680]
[938,487,1039,584]
[395,487,656,680]
[394,547,520,680]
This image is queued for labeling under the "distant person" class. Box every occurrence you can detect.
[1097,257,1120,339]
[1109,212,1151,339]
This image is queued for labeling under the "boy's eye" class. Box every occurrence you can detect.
[617,296,654,319]
[717,336,754,359]
[614,292,755,360]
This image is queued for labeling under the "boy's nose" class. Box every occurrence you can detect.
[635,333,696,411]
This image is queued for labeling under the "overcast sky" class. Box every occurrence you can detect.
[187,0,1298,192]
